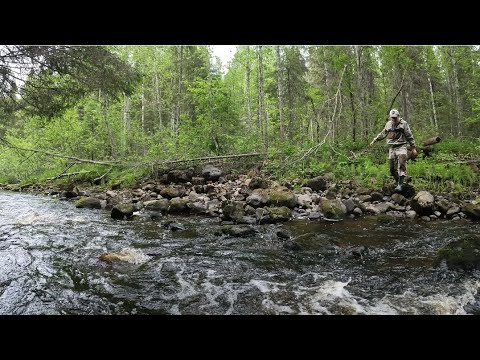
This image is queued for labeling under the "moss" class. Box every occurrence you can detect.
[75,196,102,209]
[377,214,396,223]
[266,190,297,208]
[435,235,480,270]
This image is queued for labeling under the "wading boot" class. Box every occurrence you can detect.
[394,176,404,193]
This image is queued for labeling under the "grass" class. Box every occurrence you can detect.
[0,137,478,195]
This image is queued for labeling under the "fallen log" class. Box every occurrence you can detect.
[423,136,441,147]
[408,135,441,161]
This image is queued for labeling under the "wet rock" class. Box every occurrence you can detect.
[75,197,102,209]
[244,204,256,215]
[283,240,301,251]
[246,189,268,208]
[255,207,291,224]
[202,164,223,181]
[405,210,417,219]
[191,177,205,185]
[435,234,480,270]
[308,211,323,220]
[248,176,269,190]
[163,221,185,231]
[376,214,396,223]
[297,194,313,209]
[221,225,255,237]
[236,216,257,225]
[411,191,435,216]
[305,176,328,192]
[462,203,480,220]
[222,201,246,222]
[276,230,291,240]
[187,201,207,214]
[172,229,200,238]
[143,183,156,192]
[365,202,391,215]
[111,182,121,190]
[446,206,461,217]
[349,246,368,258]
[391,193,407,206]
[167,169,192,183]
[160,186,186,199]
[343,198,355,214]
[62,190,78,199]
[193,184,204,194]
[435,199,450,214]
[371,192,384,202]
[168,198,190,214]
[319,198,347,219]
[358,195,372,202]
[99,248,150,264]
[111,204,134,220]
[353,207,363,217]
[266,190,298,209]
[387,210,405,218]
[143,199,169,213]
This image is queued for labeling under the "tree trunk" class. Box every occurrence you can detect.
[176,45,184,135]
[322,46,329,88]
[154,72,163,133]
[275,46,285,140]
[153,46,163,133]
[354,46,366,140]
[245,46,252,127]
[427,76,438,131]
[141,81,145,131]
[123,92,129,154]
[257,46,266,145]
[100,89,115,159]
[450,46,463,136]
[349,89,356,142]
[287,67,294,139]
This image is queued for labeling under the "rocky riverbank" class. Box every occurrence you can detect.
[1,164,480,224]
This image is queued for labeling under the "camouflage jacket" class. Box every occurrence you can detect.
[374,118,416,148]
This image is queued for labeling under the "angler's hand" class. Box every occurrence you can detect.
[369,140,376,147]
[411,147,417,157]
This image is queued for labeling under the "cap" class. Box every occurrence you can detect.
[389,109,400,118]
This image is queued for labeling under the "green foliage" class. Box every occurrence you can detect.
[0,45,479,195]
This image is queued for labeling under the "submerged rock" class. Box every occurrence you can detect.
[99,248,151,264]
[283,240,301,251]
[435,234,480,270]
[220,225,255,237]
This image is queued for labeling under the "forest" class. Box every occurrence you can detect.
[0,45,479,193]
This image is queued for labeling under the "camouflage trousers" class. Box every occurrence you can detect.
[388,145,408,179]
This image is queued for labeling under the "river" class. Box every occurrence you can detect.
[0,191,478,315]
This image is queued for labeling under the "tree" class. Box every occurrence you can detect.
[0,45,140,118]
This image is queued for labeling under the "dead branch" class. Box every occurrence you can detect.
[148,152,267,166]
[294,65,348,164]
[387,72,405,117]
[46,171,91,181]
[93,167,112,185]
[0,136,120,166]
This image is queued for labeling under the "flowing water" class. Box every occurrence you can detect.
[1,191,479,315]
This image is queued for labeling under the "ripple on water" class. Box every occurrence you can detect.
[1,191,480,314]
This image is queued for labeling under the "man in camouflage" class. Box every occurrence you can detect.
[369,109,417,192]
